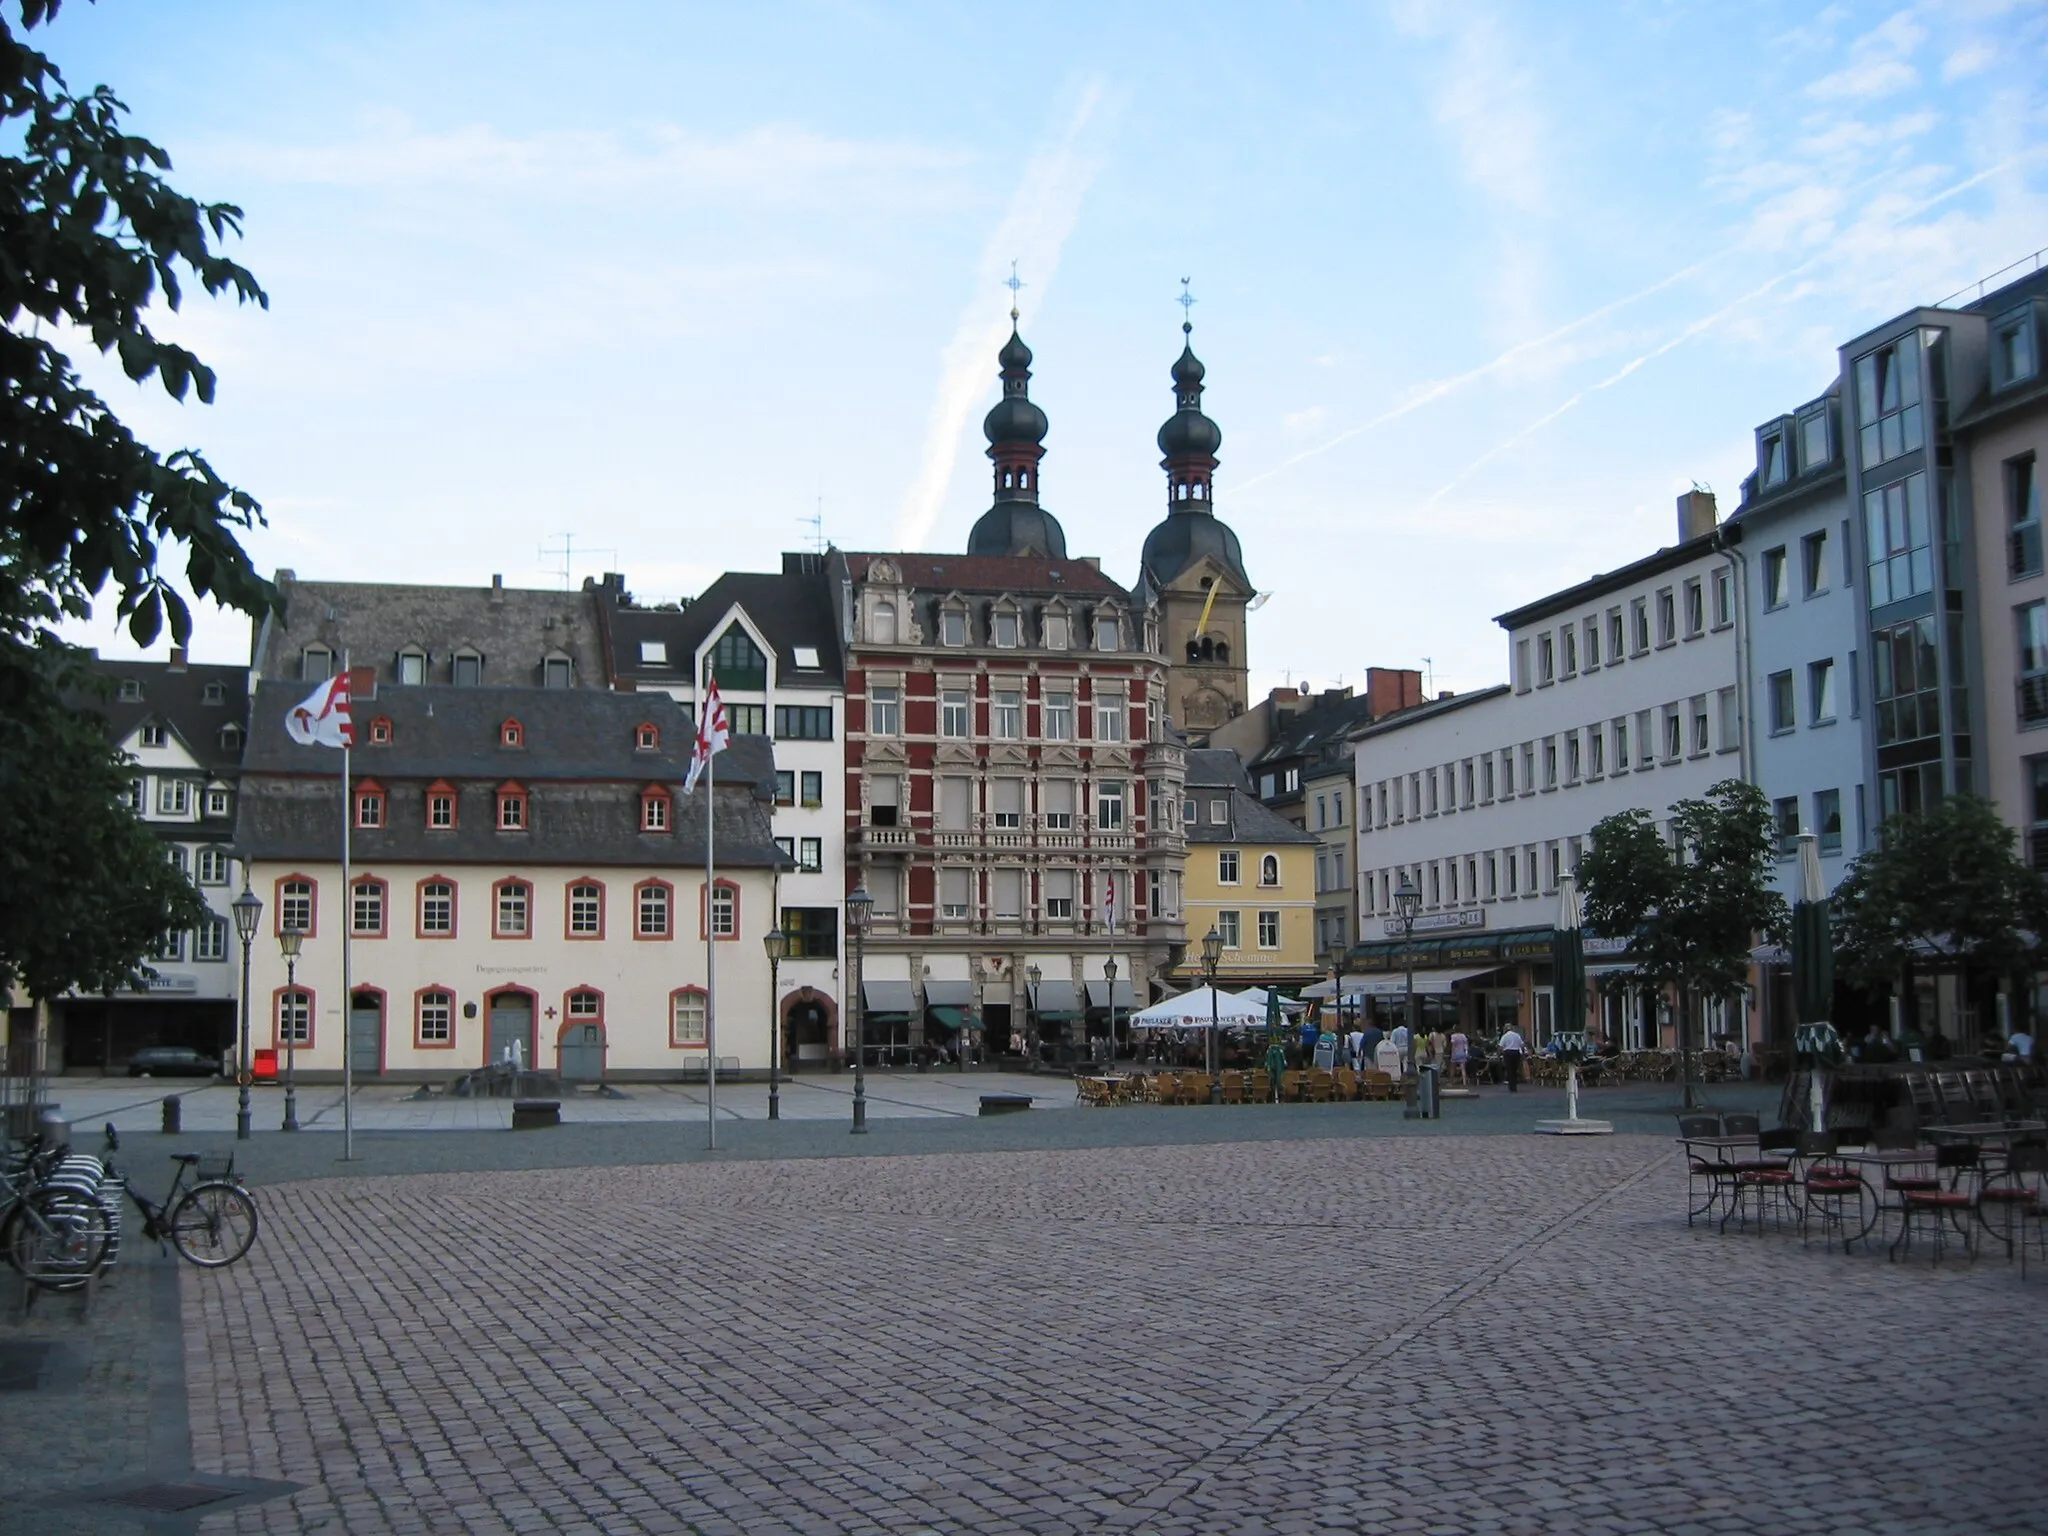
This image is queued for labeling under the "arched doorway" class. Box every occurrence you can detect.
[348,989,385,1078]
[486,989,536,1068]
[558,1019,605,1083]
[782,989,836,1072]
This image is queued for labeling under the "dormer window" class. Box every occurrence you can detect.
[141,722,167,748]
[872,602,898,645]
[426,780,457,830]
[792,646,821,669]
[635,722,660,751]
[1992,304,2039,391]
[1798,406,1832,470]
[709,625,767,688]
[219,722,243,753]
[641,786,672,832]
[202,681,226,705]
[355,780,387,829]
[300,646,334,682]
[117,678,143,702]
[542,654,572,689]
[941,608,967,646]
[500,718,524,749]
[497,782,528,831]
[1760,426,1788,487]
[366,716,393,746]
[1043,612,1069,650]
[1094,614,1119,651]
[993,610,1019,648]
[396,648,427,685]
[639,640,668,666]
[452,647,483,686]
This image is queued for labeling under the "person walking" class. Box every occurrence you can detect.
[1498,1024,1527,1093]
[1449,1028,1470,1087]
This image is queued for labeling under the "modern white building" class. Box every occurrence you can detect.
[1349,492,1749,1051]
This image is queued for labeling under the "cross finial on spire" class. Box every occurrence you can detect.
[1006,261,1024,324]
[1178,276,1196,335]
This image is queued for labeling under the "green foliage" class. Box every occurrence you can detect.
[1831,795,2048,993]
[1579,779,1790,1001]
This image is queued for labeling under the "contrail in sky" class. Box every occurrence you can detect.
[895,81,1112,550]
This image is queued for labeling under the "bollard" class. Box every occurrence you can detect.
[36,1107,70,1149]
[162,1095,182,1135]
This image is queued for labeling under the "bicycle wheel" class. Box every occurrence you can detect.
[168,1182,258,1268]
[6,1192,112,1289]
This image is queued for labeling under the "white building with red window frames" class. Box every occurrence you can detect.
[234,681,788,1080]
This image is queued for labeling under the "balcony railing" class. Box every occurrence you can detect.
[2021,673,2048,728]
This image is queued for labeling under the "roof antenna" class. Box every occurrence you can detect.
[1422,657,1435,696]
[1005,261,1024,325]
[539,532,616,591]
[1178,276,1196,336]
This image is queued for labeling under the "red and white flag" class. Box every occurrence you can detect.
[684,674,730,794]
[1102,875,1118,937]
[285,673,353,748]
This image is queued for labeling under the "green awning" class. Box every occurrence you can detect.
[927,1006,969,1029]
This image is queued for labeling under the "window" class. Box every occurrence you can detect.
[567,882,603,938]
[1691,697,1709,755]
[1259,853,1279,886]
[636,881,672,939]
[140,721,166,748]
[1094,614,1119,651]
[1683,580,1704,637]
[277,878,314,936]
[497,784,528,831]
[1522,743,1535,790]
[994,690,1022,739]
[397,648,426,685]
[300,646,333,682]
[941,609,968,646]
[418,879,454,937]
[1258,910,1280,949]
[1499,750,1514,796]
[798,770,822,808]
[1505,850,1518,896]
[1854,332,1924,469]
[1635,710,1654,768]
[1482,756,1496,801]
[354,783,385,829]
[1768,670,1795,733]
[1043,612,1070,649]
[871,603,897,645]
[705,880,736,939]
[367,716,393,746]
[2019,602,2048,726]
[726,703,765,736]
[1543,738,1557,789]
[1656,588,1675,645]
[206,785,231,820]
[868,685,899,736]
[868,775,899,827]
[1773,796,1801,856]
[495,880,530,938]
[1218,849,1240,884]
[452,649,482,687]
[1712,570,1731,629]
[1800,407,1833,469]
[1865,472,1932,606]
[993,611,1019,647]
[118,678,143,702]
[413,990,452,1046]
[639,640,668,666]
[1560,627,1578,678]
[1565,731,1581,781]
[1810,659,1837,724]
[799,837,822,872]
[992,868,1022,919]
[427,783,456,829]
[351,878,385,937]
[1044,779,1075,831]
[1515,639,1531,691]
[1814,789,1843,855]
[992,777,1023,829]
[711,625,767,688]
[1044,869,1075,920]
[194,917,228,962]
[158,778,190,815]
[543,656,572,689]
[633,722,659,753]
[1094,691,1125,741]
[1718,688,1740,750]
[780,907,837,958]
[1045,690,1074,740]
[1801,530,1830,597]
[1612,716,1629,773]
[1761,427,1788,487]
[1210,797,1228,825]
[1663,708,1682,761]
[941,868,972,920]
[1588,726,1604,777]
[1183,796,1197,826]
[1217,910,1241,948]
[773,705,832,741]
[197,847,230,885]
[1630,598,1650,655]
[1994,307,2039,389]
[671,989,707,1047]
[1874,615,1942,747]
[941,689,969,738]
[277,989,312,1047]
[774,770,795,806]
[1096,781,1125,831]
[642,788,671,831]
[2012,456,2042,578]
[1537,634,1555,684]
[166,846,187,878]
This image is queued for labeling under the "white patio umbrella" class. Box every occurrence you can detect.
[1127,986,1267,1029]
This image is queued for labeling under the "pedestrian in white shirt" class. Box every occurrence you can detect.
[1498,1027,1528,1093]
[2007,1027,2035,1062]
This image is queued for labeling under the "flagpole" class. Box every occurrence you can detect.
[703,681,718,1152]
[341,655,354,1162]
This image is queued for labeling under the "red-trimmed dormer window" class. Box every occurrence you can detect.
[426,780,458,830]
[641,786,672,833]
[354,779,387,829]
[500,718,524,749]
[367,716,394,746]
[635,722,660,751]
[497,782,528,831]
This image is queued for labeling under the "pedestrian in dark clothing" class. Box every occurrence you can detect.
[1498,1026,1527,1092]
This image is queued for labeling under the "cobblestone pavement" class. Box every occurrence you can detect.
[179,1134,2048,1536]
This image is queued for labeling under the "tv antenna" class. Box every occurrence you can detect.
[1422,656,1435,696]
[539,532,617,591]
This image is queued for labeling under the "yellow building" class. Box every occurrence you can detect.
[1172,749,1320,990]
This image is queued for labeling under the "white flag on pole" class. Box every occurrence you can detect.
[684,673,729,794]
[285,673,354,748]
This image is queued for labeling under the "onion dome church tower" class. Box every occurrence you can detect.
[966,319,1068,559]
[1139,311,1250,736]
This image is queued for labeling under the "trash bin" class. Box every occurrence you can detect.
[162,1095,181,1135]
[1415,1064,1441,1120]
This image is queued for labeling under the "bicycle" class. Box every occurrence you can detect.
[2,1139,116,1289]
[103,1126,260,1269]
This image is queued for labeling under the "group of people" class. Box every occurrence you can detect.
[1299,1018,1532,1091]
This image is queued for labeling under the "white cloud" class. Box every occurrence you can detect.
[1281,406,1326,435]
[1807,8,1927,99]
[1942,41,1997,80]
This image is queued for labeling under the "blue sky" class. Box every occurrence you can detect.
[47,0,2048,698]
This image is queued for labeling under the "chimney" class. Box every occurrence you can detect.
[490,573,505,606]
[168,646,188,673]
[1364,666,1424,718]
[1677,489,1718,543]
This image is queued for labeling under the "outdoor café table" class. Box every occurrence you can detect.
[1677,1135,1777,1227]
[1830,1148,1941,1251]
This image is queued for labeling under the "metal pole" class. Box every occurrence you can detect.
[1402,913,1420,1119]
[767,950,780,1122]
[851,920,868,1133]
[282,952,300,1131]
[235,920,253,1141]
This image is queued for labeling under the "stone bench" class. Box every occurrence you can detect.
[511,1100,560,1130]
[979,1094,1033,1117]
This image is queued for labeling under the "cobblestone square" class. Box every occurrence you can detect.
[173,1132,2048,1535]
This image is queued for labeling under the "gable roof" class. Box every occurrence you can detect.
[604,564,842,689]
[72,657,250,774]
[1181,749,1317,845]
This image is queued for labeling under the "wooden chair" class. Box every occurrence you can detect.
[1220,1070,1246,1104]
[1306,1069,1336,1103]
[1180,1072,1214,1103]
[1248,1069,1272,1102]
[1076,1077,1113,1107]
[1152,1074,1180,1107]
[1334,1067,1359,1102]
[1361,1069,1396,1102]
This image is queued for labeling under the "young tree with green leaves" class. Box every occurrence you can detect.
[2,0,274,1006]
[1831,795,2048,1038]
[1579,779,1790,1110]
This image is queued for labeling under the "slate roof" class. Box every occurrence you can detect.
[1182,749,1317,846]
[251,573,609,691]
[235,683,787,870]
[842,551,1128,598]
[73,657,250,775]
[603,560,842,691]
[1247,692,1382,773]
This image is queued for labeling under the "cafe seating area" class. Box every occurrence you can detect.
[1074,1066,1413,1106]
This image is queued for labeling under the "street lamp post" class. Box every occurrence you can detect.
[1394,872,1422,1118]
[1102,956,1118,1071]
[1200,927,1223,1104]
[278,926,304,1131]
[230,883,262,1141]
[1327,952,1344,1051]
[763,927,790,1122]
[846,885,873,1134]
[1025,964,1042,1066]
